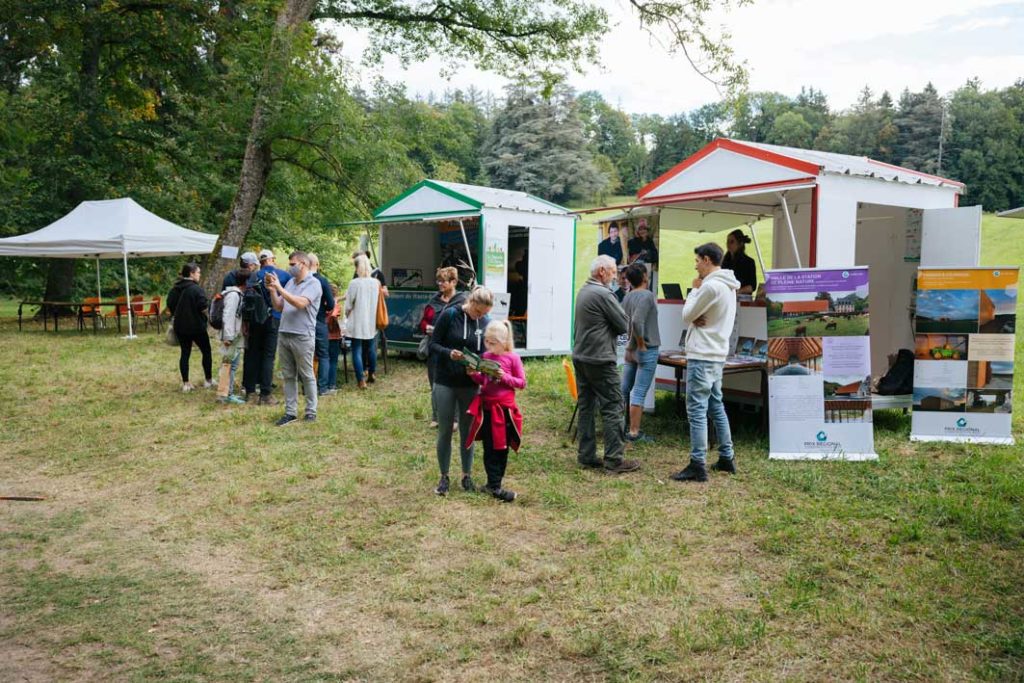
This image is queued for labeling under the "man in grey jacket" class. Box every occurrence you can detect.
[572,255,641,474]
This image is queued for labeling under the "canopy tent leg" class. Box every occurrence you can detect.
[96,258,101,301]
[363,226,379,267]
[746,220,766,280]
[777,192,802,269]
[122,247,135,339]
[457,219,476,286]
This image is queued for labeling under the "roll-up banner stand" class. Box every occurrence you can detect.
[765,268,876,461]
[911,267,1018,445]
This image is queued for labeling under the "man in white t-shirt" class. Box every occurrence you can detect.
[266,250,322,425]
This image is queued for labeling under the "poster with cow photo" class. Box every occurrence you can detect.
[765,267,876,461]
[911,267,1018,445]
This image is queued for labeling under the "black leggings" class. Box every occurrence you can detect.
[481,410,514,490]
[177,330,213,383]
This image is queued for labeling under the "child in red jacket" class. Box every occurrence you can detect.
[465,320,526,502]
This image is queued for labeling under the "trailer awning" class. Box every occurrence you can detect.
[325,211,480,228]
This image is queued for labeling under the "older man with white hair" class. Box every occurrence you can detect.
[572,255,640,474]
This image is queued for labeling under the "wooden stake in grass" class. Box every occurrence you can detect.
[1,495,46,501]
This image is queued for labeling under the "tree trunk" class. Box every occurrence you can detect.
[202,0,317,296]
[40,0,103,315]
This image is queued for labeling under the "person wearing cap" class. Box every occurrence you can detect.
[242,248,291,405]
[222,251,260,289]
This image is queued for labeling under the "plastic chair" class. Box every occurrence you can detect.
[135,296,162,332]
[78,296,103,331]
[562,357,579,440]
[104,296,129,332]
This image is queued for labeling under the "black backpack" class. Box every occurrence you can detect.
[877,348,914,395]
[241,281,270,326]
[208,292,226,330]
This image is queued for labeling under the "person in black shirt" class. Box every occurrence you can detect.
[597,223,623,264]
[722,228,757,295]
[627,220,658,267]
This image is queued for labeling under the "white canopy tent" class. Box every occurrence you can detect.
[0,197,218,336]
[997,206,1024,218]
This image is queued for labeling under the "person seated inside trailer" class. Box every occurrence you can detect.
[722,228,757,296]
[627,219,658,267]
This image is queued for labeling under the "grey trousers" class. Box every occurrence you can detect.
[279,332,317,418]
[573,360,625,465]
[433,383,478,476]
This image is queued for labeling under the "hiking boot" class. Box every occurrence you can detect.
[710,457,736,474]
[578,458,605,470]
[367,372,376,384]
[275,414,298,427]
[485,486,517,503]
[604,458,641,474]
[624,431,654,444]
[461,475,476,493]
[434,475,450,496]
[245,392,259,404]
[258,395,278,407]
[303,414,316,423]
[671,460,708,482]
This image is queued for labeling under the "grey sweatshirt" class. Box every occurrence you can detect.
[573,278,628,364]
[623,288,660,350]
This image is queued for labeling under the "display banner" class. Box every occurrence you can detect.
[911,267,1018,445]
[385,290,434,349]
[765,268,876,460]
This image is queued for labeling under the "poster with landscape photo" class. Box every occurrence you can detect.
[911,267,1018,445]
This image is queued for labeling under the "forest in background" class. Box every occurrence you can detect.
[1,2,1021,300]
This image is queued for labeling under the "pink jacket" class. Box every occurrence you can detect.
[465,351,527,452]
[469,351,527,401]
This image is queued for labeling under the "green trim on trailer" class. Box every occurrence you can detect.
[372,179,483,218]
[325,210,481,228]
[477,211,485,287]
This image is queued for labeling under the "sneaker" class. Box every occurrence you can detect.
[485,486,517,503]
[275,414,298,427]
[202,379,216,389]
[218,395,245,405]
[624,431,654,444]
[710,458,736,474]
[181,382,194,393]
[434,475,450,496]
[429,420,439,429]
[604,458,641,474]
[303,414,316,422]
[258,395,278,407]
[367,373,376,384]
[461,475,476,493]
[671,460,708,482]
[578,458,605,470]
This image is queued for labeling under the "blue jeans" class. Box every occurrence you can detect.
[685,359,734,465]
[315,321,329,392]
[621,346,659,406]
[328,339,340,389]
[351,336,377,382]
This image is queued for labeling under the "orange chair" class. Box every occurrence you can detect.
[78,296,103,331]
[104,296,129,332]
[135,296,162,332]
[562,357,579,440]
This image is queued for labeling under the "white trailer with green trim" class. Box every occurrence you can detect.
[334,180,577,356]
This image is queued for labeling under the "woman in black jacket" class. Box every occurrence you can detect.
[722,229,757,295]
[167,262,213,392]
[428,286,493,496]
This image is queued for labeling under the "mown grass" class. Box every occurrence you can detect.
[1,294,1022,679]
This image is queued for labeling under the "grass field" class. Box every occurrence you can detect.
[0,213,1022,680]
[767,315,870,338]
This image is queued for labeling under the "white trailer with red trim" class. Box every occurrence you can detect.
[587,138,979,407]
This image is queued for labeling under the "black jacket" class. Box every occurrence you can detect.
[722,251,757,292]
[429,303,489,388]
[167,278,209,336]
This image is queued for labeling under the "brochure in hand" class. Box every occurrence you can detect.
[459,348,503,378]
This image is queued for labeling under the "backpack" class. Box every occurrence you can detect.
[241,281,270,326]
[877,348,914,395]
[208,292,226,330]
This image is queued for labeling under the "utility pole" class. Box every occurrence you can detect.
[937,101,948,174]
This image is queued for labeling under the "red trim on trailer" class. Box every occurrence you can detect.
[954,193,960,207]
[638,138,822,199]
[636,177,817,206]
[809,185,819,267]
[868,159,966,189]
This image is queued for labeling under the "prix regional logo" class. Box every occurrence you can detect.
[956,417,968,428]
[841,271,849,279]
[817,431,828,442]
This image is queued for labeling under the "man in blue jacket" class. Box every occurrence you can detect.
[243,249,290,405]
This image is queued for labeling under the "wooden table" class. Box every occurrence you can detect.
[657,351,769,431]
[18,300,156,334]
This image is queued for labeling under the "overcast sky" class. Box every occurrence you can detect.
[331,0,1024,115]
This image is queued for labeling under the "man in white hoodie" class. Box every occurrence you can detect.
[673,243,741,482]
